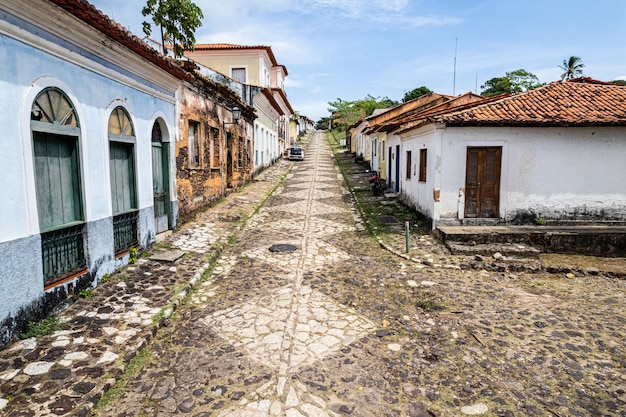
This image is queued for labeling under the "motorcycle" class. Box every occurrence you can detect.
[369,172,383,196]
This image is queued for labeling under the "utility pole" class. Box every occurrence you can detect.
[453,37,457,96]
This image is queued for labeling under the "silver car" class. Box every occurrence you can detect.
[288,145,304,160]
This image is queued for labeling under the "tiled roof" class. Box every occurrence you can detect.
[193,43,279,67]
[436,78,626,127]
[49,0,193,81]
[365,93,454,134]
[393,92,501,134]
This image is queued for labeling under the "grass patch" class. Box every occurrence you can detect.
[128,247,138,264]
[20,316,65,339]
[93,347,153,415]
[79,289,95,298]
[541,253,626,275]
[151,307,170,326]
[155,241,172,250]
[416,299,447,312]
[328,131,429,241]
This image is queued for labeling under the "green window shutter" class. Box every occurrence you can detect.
[33,132,83,230]
[109,142,137,214]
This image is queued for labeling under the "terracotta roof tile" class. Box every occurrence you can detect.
[437,78,626,127]
[49,0,193,81]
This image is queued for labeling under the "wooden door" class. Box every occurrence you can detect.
[33,132,83,230]
[464,147,501,218]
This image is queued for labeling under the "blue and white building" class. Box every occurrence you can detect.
[0,0,187,346]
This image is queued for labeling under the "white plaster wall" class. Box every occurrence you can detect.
[0,75,30,242]
[253,95,280,170]
[397,128,438,219]
[0,35,176,242]
[438,126,626,222]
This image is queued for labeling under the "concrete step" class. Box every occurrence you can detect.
[446,241,541,258]
[435,226,626,257]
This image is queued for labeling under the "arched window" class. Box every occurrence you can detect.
[109,106,134,136]
[31,88,86,285]
[31,88,79,127]
[108,106,138,254]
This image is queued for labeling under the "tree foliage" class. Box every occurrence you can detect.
[610,79,626,86]
[559,56,585,81]
[480,69,543,97]
[315,117,330,130]
[142,0,204,57]
[327,95,398,130]
[403,86,433,102]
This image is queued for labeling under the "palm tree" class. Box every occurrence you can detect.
[559,56,585,81]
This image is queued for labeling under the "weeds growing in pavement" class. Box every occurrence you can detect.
[94,347,152,415]
[20,316,65,339]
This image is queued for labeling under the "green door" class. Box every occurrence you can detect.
[152,141,169,233]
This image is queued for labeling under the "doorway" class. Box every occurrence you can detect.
[464,147,502,218]
[151,121,170,234]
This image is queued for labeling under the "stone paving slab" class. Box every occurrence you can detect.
[1,132,625,417]
[0,148,299,417]
[150,250,187,262]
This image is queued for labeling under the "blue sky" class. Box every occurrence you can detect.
[89,0,626,122]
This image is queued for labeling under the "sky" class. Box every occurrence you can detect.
[89,0,626,122]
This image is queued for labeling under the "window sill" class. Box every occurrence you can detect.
[44,268,89,291]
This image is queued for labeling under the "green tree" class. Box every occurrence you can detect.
[610,79,626,86]
[559,56,585,81]
[480,76,512,97]
[403,86,433,102]
[480,69,543,97]
[316,117,330,130]
[378,96,400,108]
[327,98,359,128]
[327,95,398,130]
[142,0,204,57]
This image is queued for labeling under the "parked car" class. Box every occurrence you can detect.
[288,145,304,160]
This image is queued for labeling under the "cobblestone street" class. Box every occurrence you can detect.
[1,131,625,417]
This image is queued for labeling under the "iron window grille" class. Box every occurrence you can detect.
[113,211,139,254]
[41,224,87,285]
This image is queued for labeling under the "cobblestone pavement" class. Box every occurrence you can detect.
[1,131,625,417]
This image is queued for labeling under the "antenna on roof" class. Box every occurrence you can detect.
[453,37,458,96]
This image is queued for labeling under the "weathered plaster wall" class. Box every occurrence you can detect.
[437,126,626,224]
[0,235,42,347]
[175,86,227,222]
[0,9,177,346]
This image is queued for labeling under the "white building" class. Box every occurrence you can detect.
[388,79,626,227]
[0,0,184,346]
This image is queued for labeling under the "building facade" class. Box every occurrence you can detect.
[0,0,185,347]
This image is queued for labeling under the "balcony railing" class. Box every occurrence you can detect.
[113,211,139,254]
[41,224,87,285]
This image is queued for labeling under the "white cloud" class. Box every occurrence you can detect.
[290,99,330,121]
